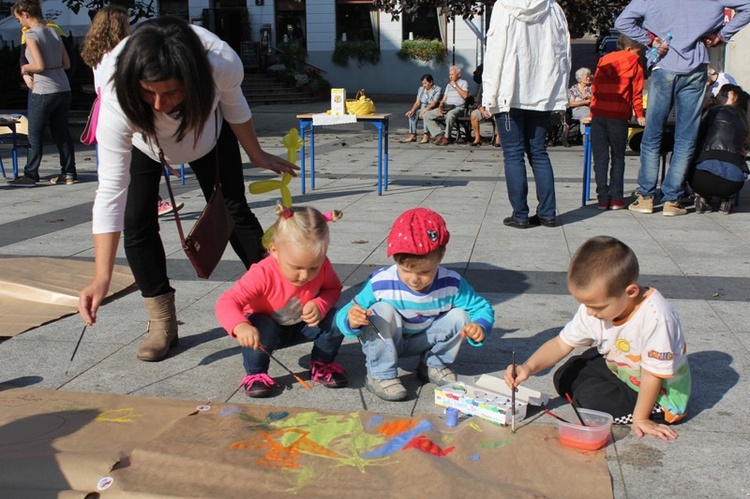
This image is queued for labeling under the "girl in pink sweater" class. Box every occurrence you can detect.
[215,205,347,397]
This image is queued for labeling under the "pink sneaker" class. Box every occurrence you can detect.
[157,200,184,216]
[239,373,282,398]
[310,360,348,388]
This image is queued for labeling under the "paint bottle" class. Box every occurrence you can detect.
[445,407,459,427]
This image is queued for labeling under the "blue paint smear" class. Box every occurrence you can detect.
[363,419,433,459]
[267,411,290,422]
[371,415,383,423]
[469,453,480,461]
[220,405,242,417]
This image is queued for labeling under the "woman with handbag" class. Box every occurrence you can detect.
[78,17,298,362]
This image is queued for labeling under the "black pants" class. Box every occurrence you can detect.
[591,116,628,202]
[553,347,665,423]
[689,168,745,199]
[123,120,265,297]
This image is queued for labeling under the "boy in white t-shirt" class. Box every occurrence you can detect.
[505,236,691,440]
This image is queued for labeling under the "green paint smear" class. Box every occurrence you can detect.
[480,440,510,449]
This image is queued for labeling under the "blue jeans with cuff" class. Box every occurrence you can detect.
[636,67,707,202]
[24,91,76,181]
[360,301,467,379]
[496,109,556,221]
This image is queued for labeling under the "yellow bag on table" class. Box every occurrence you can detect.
[346,89,375,116]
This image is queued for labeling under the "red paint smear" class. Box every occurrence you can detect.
[403,435,455,456]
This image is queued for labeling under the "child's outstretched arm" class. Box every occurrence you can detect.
[631,369,678,441]
[504,336,574,389]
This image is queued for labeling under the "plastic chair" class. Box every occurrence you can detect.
[164,163,186,185]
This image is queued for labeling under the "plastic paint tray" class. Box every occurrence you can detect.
[557,408,613,451]
[434,374,549,426]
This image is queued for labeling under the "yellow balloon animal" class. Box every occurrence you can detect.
[248,128,303,248]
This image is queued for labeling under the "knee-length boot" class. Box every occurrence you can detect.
[137,291,178,361]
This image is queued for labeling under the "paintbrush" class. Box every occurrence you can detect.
[353,298,392,352]
[565,393,587,426]
[541,406,572,424]
[258,345,312,390]
[511,351,516,433]
[65,323,89,375]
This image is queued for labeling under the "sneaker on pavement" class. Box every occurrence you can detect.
[628,195,653,214]
[663,200,688,217]
[8,176,37,187]
[310,360,348,388]
[420,134,431,144]
[239,373,283,398]
[417,361,457,386]
[157,200,184,216]
[610,200,626,210]
[366,376,407,401]
[401,134,417,143]
[50,174,76,185]
[597,200,610,210]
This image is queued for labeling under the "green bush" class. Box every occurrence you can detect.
[332,40,380,67]
[396,39,447,64]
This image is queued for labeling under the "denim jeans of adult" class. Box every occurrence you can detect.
[591,116,628,202]
[408,105,429,134]
[24,91,76,181]
[495,109,556,221]
[241,310,343,375]
[637,67,707,202]
[123,120,265,298]
[360,301,467,379]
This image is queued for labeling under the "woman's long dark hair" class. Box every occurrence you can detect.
[113,17,214,143]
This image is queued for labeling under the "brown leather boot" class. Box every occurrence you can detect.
[137,291,178,361]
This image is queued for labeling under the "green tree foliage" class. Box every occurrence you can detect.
[372,0,630,38]
[61,0,156,23]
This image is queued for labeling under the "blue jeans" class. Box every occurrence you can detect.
[637,67,707,202]
[408,105,429,134]
[361,302,467,379]
[496,109,556,221]
[241,309,343,375]
[24,91,76,181]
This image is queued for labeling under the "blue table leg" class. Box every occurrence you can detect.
[383,117,389,191]
[11,123,19,179]
[299,119,312,194]
[370,121,384,195]
[310,124,316,190]
[581,124,592,207]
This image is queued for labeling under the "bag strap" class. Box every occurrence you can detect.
[157,113,221,248]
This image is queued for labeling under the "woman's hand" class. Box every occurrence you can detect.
[251,149,300,177]
[78,277,111,325]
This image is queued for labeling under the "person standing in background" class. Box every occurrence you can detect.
[483,0,571,229]
[616,0,750,216]
[8,0,77,187]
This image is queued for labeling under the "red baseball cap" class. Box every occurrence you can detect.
[387,208,450,257]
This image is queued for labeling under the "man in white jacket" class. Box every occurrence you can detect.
[483,0,571,228]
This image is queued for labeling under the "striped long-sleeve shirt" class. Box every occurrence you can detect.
[335,264,495,346]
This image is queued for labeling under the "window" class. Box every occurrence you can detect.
[402,5,441,41]
[337,0,377,42]
[275,0,306,46]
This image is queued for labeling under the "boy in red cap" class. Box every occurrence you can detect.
[335,208,495,401]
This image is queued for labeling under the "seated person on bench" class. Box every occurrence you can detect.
[423,65,469,146]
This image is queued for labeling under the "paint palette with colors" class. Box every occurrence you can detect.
[434,374,549,426]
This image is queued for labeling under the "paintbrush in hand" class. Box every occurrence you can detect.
[511,351,516,433]
[258,345,313,390]
[65,322,89,375]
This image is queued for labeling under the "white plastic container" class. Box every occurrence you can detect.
[557,408,613,451]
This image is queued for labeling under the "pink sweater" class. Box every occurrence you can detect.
[215,255,342,336]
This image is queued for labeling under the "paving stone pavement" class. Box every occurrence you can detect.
[1,101,748,498]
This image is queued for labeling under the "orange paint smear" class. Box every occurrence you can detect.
[378,418,415,437]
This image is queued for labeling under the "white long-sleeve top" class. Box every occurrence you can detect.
[482,0,571,115]
[92,25,252,234]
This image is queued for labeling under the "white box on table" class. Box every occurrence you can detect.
[434,374,549,426]
[331,88,346,116]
